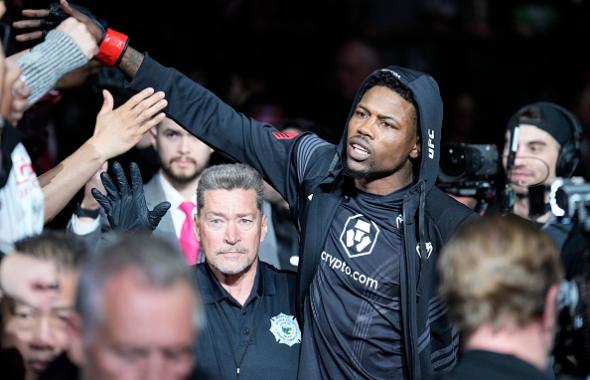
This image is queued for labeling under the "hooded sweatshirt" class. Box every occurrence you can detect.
[129,57,477,379]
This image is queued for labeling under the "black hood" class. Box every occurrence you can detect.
[331,66,444,194]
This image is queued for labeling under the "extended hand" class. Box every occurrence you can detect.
[0,254,60,307]
[89,87,167,162]
[56,17,98,60]
[91,161,170,232]
[13,0,104,43]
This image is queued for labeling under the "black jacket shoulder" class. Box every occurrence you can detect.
[427,187,478,241]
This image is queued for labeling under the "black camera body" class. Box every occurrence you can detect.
[550,177,590,230]
[437,143,499,203]
[549,177,590,377]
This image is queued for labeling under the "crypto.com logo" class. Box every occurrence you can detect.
[339,214,380,258]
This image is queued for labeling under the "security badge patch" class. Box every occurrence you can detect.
[269,313,301,347]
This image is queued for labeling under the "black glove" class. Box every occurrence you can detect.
[41,3,106,39]
[91,161,170,232]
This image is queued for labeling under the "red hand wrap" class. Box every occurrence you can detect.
[95,28,129,67]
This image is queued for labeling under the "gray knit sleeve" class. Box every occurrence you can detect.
[16,29,89,104]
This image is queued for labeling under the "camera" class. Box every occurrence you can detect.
[437,144,499,206]
[549,177,590,377]
[554,258,590,377]
[550,177,590,230]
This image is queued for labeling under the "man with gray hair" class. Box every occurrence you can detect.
[193,163,299,380]
[42,234,202,380]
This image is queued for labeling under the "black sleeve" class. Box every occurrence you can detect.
[127,55,332,208]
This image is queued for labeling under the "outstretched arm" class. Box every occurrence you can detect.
[13,0,332,208]
[118,46,143,79]
[14,0,141,78]
[15,17,97,106]
[40,88,166,222]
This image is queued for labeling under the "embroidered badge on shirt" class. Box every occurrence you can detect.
[269,313,301,347]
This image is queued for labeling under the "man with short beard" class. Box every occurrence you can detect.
[69,117,213,264]
[192,164,299,380]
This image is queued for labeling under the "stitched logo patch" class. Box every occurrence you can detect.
[269,313,301,347]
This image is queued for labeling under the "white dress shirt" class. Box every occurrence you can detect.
[157,172,197,238]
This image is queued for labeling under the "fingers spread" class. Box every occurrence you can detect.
[100,171,119,201]
[60,0,77,17]
[15,31,45,42]
[91,188,111,215]
[135,96,167,123]
[123,87,155,110]
[21,9,51,17]
[111,161,130,197]
[140,112,166,134]
[149,201,172,228]
[129,162,145,195]
[98,89,114,115]
[12,19,43,29]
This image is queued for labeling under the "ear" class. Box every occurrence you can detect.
[193,212,201,242]
[260,213,268,243]
[410,135,421,159]
[149,127,158,149]
[65,313,86,367]
[542,284,560,333]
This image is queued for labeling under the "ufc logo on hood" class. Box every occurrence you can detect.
[427,129,435,159]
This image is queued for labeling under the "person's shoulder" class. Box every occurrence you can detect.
[427,187,477,219]
[293,132,337,179]
[261,261,297,280]
[426,187,478,239]
[194,263,211,284]
[260,262,297,296]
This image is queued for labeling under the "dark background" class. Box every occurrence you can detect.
[3,0,590,225]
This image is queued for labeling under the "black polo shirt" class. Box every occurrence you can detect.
[194,261,300,380]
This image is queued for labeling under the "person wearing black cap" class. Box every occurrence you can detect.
[501,101,585,276]
[502,102,581,221]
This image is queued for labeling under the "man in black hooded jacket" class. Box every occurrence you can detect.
[29,5,476,377]
[121,54,476,380]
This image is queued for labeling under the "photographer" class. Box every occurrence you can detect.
[500,102,586,278]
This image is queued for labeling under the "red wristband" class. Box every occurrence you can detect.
[95,28,129,67]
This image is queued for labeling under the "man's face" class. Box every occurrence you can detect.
[345,85,420,185]
[79,270,196,380]
[2,270,78,377]
[502,124,561,194]
[196,189,267,277]
[154,118,212,185]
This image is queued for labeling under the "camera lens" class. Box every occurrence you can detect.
[440,146,466,177]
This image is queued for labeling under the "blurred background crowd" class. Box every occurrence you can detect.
[2,0,590,229]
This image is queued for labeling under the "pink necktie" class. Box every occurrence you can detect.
[179,201,200,265]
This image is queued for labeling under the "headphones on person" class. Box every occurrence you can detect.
[507,102,582,178]
[541,102,583,178]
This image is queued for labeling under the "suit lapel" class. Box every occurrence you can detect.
[144,174,180,249]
